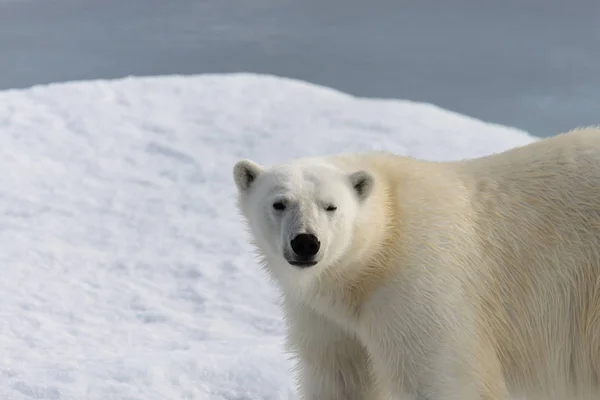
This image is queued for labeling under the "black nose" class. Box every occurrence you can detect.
[290,233,321,258]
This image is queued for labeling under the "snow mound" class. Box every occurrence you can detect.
[0,73,536,399]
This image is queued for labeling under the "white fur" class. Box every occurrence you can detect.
[233,127,600,400]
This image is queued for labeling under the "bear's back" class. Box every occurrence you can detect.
[461,127,600,398]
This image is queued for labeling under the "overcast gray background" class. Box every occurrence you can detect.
[0,0,598,137]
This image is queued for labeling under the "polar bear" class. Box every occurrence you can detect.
[232,126,600,400]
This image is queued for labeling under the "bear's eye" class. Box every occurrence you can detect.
[272,201,286,211]
[325,205,337,212]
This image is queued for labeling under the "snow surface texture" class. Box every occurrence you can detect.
[0,73,537,400]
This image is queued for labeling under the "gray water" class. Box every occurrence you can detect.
[1,0,598,137]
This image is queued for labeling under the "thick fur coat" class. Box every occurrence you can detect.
[233,127,600,400]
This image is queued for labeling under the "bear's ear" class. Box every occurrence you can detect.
[349,170,374,200]
[233,159,264,191]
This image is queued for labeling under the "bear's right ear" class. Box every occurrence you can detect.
[349,170,374,201]
[233,159,264,192]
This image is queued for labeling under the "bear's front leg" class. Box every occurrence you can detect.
[284,303,386,400]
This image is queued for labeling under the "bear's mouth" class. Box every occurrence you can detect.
[287,260,318,268]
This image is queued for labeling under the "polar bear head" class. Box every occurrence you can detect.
[233,157,374,283]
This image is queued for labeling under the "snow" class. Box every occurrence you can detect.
[0,73,537,400]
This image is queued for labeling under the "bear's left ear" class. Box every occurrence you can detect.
[233,159,264,192]
[349,170,374,201]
